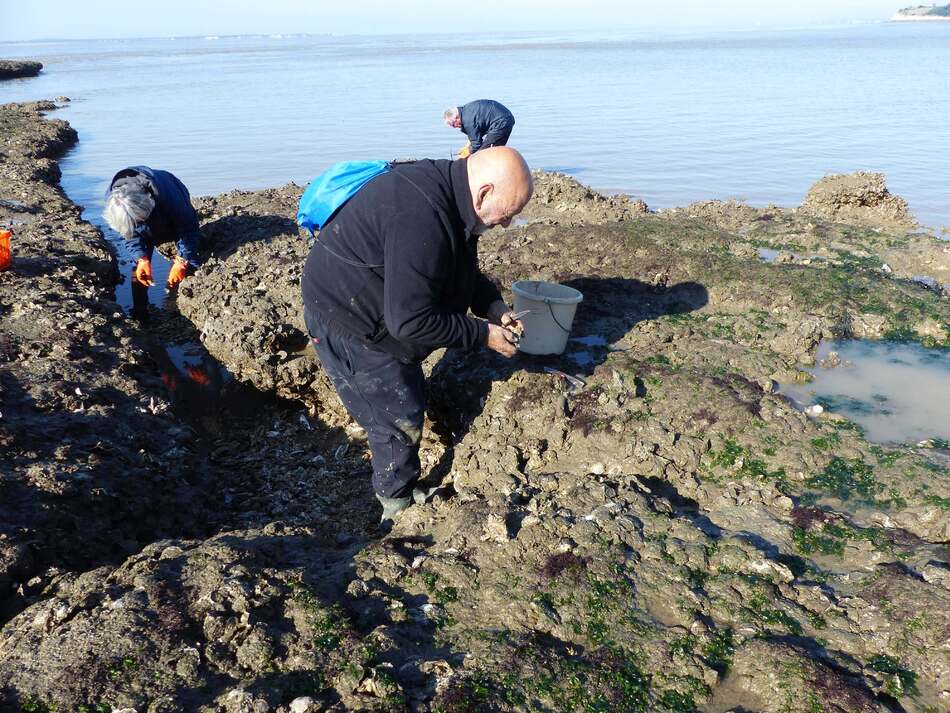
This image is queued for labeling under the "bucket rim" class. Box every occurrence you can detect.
[511,279,583,305]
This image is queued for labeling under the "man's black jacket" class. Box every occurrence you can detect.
[459,100,515,153]
[301,158,503,363]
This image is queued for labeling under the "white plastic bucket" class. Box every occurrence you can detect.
[511,280,584,355]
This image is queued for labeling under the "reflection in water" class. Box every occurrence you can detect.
[756,247,822,263]
[781,340,950,444]
[567,334,606,367]
[130,274,151,321]
[566,334,629,366]
[154,342,268,435]
[165,343,211,373]
[571,335,610,347]
[569,350,596,367]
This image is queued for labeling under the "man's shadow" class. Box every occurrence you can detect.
[424,277,708,488]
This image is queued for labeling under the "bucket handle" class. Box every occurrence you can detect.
[544,298,573,333]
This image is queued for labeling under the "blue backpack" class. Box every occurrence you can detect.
[296,160,391,234]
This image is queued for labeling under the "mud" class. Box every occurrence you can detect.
[0,62,43,81]
[2,102,949,713]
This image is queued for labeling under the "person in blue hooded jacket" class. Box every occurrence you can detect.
[103,166,204,289]
[444,100,515,157]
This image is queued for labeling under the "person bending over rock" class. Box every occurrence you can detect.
[301,147,533,525]
[444,100,515,158]
[103,166,204,290]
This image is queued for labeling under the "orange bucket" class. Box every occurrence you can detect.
[0,229,11,271]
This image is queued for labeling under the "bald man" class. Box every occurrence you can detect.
[301,148,533,524]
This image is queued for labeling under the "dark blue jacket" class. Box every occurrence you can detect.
[459,100,515,153]
[301,159,503,363]
[106,166,203,265]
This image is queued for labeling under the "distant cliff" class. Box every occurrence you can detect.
[892,4,950,21]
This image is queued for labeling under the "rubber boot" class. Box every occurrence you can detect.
[376,494,412,524]
[412,485,440,506]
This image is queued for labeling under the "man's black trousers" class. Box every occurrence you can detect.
[305,310,425,499]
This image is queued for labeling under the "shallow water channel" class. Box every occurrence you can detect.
[756,247,822,263]
[781,340,950,445]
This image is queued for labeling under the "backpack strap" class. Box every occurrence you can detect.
[317,164,458,269]
[317,239,384,269]
[313,164,463,362]
[392,168,459,259]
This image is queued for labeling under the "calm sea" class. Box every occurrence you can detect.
[1,24,949,302]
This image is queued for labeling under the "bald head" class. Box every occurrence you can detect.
[466,147,533,232]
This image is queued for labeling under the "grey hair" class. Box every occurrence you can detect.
[103,183,155,238]
[443,106,460,124]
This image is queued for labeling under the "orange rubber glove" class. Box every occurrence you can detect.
[167,257,190,289]
[133,257,154,286]
[458,141,471,159]
[185,365,211,386]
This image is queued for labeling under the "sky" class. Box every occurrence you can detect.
[1,1,915,41]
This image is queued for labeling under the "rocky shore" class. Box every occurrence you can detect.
[1,101,949,713]
[0,61,43,81]
[891,4,950,21]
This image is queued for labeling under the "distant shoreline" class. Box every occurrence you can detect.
[891,4,950,21]
[890,13,950,21]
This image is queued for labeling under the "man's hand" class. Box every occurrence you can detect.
[487,299,510,325]
[458,141,471,159]
[499,310,525,337]
[133,257,154,286]
[488,300,525,337]
[167,257,190,289]
[487,323,519,358]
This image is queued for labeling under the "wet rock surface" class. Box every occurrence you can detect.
[667,177,949,295]
[2,102,949,712]
[0,100,204,622]
[0,61,43,81]
[518,170,649,226]
[802,171,912,227]
[1,103,381,709]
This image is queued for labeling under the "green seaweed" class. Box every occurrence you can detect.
[22,698,58,713]
[811,432,841,451]
[710,438,743,469]
[77,705,110,713]
[670,634,697,657]
[446,645,655,713]
[291,581,352,653]
[657,689,696,712]
[105,655,139,682]
[748,591,803,635]
[868,654,919,697]
[792,526,845,556]
[923,494,950,509]
[421,570,461,605]
[806,457,881,501]
[702,627,735,673]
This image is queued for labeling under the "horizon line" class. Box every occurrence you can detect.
[0,19,894,46]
